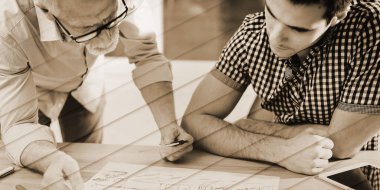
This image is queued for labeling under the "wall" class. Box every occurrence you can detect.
[164,0,264,60]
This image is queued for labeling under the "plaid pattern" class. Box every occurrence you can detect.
[215,2,380,185]
[214,1,380,151]
[361,165,380,190]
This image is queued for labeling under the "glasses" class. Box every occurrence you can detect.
[54,0,128,43]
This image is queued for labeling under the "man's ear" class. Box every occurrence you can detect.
[329,5,350,27]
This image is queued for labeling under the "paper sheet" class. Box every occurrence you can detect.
[85,162,280,190]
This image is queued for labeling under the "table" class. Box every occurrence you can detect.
[0,143,379,190]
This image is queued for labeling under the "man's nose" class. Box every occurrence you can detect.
[270,23,288,43]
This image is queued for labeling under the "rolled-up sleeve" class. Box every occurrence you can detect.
[116,0,172,90]
[0,34,55,166]
[339,13,380,113]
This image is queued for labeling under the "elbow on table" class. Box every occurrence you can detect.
[182,115,198,135]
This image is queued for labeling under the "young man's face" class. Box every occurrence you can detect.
[47,0,120,55]
[265,0,330,59]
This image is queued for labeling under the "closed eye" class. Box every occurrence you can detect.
[291,27,311,33]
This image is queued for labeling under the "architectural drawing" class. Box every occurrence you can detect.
[85,163,279,190]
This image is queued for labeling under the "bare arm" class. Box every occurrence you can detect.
[235,98,380,159]
[140,81,177,130]
[182,73,333,175]
[140,82,193,161]
[0,37,83,189]
[181,74,283,162]
[328,109,380,158]
[235,97,328,139]
[326,12,380,159]
[117,12,193,160]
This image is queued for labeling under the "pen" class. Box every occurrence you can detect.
[166,140,188,147]
[15,184,27,190]
[0,166,14,178]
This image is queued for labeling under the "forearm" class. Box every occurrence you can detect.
[235,118,327,139]
[140,81,177,129]
[182,114,288,163]
[328,109,380,158]
[20,141,62,173]
[2,122,57,166]
[330,123,379,158]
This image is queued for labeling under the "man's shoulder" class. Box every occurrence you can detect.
[241,12,265,32]
[350,1,380,21]
[0,0,33,36]
[336,1,380,43]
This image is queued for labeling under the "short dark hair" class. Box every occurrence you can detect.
[289,0,352,21]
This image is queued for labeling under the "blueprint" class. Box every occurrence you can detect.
[85,162,280,190]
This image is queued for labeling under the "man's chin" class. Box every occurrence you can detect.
[273,51,295,60]
[270,46,295,60]
[86,41,118,56]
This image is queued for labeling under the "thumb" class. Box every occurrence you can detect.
[162,127,180,144]
[177,129,194,143]
[42,161,67,189]
[62,156,84,190]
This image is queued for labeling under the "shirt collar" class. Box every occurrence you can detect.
[34,1,62,42]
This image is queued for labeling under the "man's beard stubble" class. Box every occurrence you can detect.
[85,27,120,55]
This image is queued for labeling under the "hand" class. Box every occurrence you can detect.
[279,134,334,175]
[41,152,84,190]
[159,124,193,161]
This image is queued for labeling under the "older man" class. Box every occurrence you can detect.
[0,0,193,189]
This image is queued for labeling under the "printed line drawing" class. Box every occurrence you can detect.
[85,163,280,190]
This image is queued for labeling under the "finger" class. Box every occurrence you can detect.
[65,170,84,190]
[160,138,193,159]
[181,133,194,142]
[163,132,180,145]
[318,137,334,149]
[177,129,194,143]
[171,145,193,158]
[61,156,84,190]
[311,167,324,174]
[164,146,189,161]
[42,181,71,190]
[313,158,329,168]
[166,155,176,162]
[165,146,193,161]
[166,152,185,162]
[318,148,333,160]
[162,127,181,145]
[42,169,68,190]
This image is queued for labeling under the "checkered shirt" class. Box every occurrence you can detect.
[213,1,380,151]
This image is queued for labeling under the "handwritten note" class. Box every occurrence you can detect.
[85,163,280,190]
